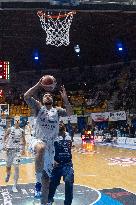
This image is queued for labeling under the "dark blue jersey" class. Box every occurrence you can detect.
[54,132,72,164]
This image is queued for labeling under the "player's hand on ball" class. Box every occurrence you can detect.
[40,75,57,91]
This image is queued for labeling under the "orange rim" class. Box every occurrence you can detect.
[37,10,76,19]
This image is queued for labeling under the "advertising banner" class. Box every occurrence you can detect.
[91,112,109,122]
[109,111,126,121]
[59,115,77,124]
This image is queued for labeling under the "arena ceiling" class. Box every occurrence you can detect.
[1,3,136,77]
[0,0,135,5]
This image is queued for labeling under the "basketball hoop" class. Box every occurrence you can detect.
[37,10,76,47]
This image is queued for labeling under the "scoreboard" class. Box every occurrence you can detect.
[0,61,10,82]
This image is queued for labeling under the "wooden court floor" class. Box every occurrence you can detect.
[0,144,136,194]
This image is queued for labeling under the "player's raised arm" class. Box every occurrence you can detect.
[60,85,73,116]
[24,78,42,100]
[24,79,43,113]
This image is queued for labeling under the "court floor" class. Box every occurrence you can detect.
[0,142,136,205]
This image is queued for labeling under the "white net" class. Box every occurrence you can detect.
[37,11,75,47]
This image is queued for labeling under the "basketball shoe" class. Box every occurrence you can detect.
[34,182,42,198]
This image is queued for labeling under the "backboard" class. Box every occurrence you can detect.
[1,0,136,12]
[0,0,135,5]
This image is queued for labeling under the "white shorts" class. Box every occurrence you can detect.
[6,149,21,167]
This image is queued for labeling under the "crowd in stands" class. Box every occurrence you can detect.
[114,65,136,112]
[83,62,136,113]
[0,61,136,117]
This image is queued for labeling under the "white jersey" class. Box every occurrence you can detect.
[34,106,59,143]
[6,127,24,149]
[34,106,67,176]
[33,106,59,176]
[25,96,67,176]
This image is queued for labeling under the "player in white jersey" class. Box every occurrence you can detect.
[24,79,72,205]
[3,119,26,192]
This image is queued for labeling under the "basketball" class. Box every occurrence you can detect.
[41,75,57,91]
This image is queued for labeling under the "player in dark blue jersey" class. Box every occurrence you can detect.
[48,122,74,205]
